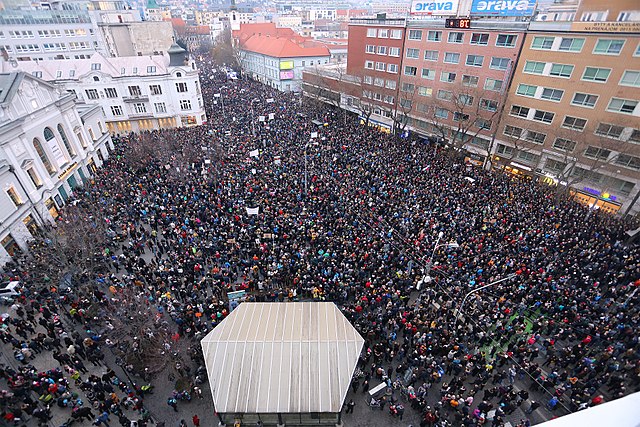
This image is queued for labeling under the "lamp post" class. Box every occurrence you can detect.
[304,142,310,196]
[453,273,518,330]
[250,98,258,136]
[418,234,458,290]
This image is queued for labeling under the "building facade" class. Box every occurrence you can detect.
[0,72,113,264]
[2,46,207,133]
[497,24,640,214]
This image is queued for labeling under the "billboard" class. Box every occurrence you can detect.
[280,70,294,80]
[470,0,536,16]
[411,0,459,15]
[279,61,294,70]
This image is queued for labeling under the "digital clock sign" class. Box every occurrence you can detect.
[445,18,471,28]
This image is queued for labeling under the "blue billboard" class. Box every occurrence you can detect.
[470,0,537,16]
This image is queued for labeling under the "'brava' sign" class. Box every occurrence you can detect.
[411,0,460,15]
[470,0,536,16]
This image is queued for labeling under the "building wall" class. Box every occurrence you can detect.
[0,74,112,264]
[241,51,331,92]
[99,21,174,57]
[574,0,640,22]
[498,31,640,214]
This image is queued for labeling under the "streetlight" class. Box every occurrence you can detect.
[250,98,259,136]
[453,273,518,330]
[418,233,458,290]
[304,142,309,196]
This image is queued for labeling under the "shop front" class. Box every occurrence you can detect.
[571,188,622,214]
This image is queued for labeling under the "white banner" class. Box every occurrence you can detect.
[46,138,67,168]
[266,98,274,103]
[249,149,259,157]
[246,207,260,215]
[268,113,275,120]
[411,0,459,15]
[311,132,318,139]
[259,116,265,122]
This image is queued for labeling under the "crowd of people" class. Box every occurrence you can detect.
[1,56,639,427]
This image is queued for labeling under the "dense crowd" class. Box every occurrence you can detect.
[1,57,639,427]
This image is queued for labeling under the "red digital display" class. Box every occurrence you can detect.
[445,18,471,29]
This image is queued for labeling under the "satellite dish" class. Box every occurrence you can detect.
[10,59,18,68]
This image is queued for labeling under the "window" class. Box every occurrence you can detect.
[424,50,438,61]
[128,85,142,96]
[571,93,598,108]
[384,95,395,104]
[427,31,442,42]
[620,71,640,87]
[510,105,530,118]
[496,34,517,47]
[462,75,479,87]
[56,70,62,78]
[389,47,400,57]
[480,98,498,112]
[484,78,503,92]
[448,32,463,43]
[390,29,403,39]
[366,45,375,53]
[440,72,456,83]
[406,48,420,59]
[549,63,573,78]
[408,30,422,40]
[497,144,515,156]
[26,167,41,188]
[91,63,101,70]
[365,60,374,69]
[541,88,563,102]
[421,68,435,80]
[69,70,75,77]
[378,29,388,38]
[435,107,448,119]
[33,138,55,174]
[595,123,624,139]
[85,89,99,100]
[180,100,191,111]
[504,125,523,138]
[594,39,624,55]
[453,112,469,122]
[363,76,373,84]
[387,64,398,73]
[6,186,23,206]
[490,57,509,71]
[385,80,397,89]
[375,62,386,71]
[400,98,412,108]
[147,66,156,73]
[562,116,587,131]
[629,129,640,144]
[374,77,384,87]
[104,87,117,98]
[459,94,473,106]
[476,118,491,130]
[533,110,555,123]
[607,98,638,114]
[149,85,162,95]
[111,105,123,116]
[404,66,417,76]
[543,159,567,176]
[377,46,387,55]
[418,86,432,97]
[525,131,547,144]
[532,36,554,50]
[444,52,460,64]
[516,84,537,97]
[367,28,377,37]
[524,61,545,75]
[615,154,640,170]
[57,124,74,157]
[133,103,146,114]
[582,67,610,82]
[437,90,453,101]
[553,138,576,152]
[466,55,484,67]
[401,83,415,93]
[584,146,611,160]
[471,33,489,45]
[558,38,584,52]
[176,82,188,92]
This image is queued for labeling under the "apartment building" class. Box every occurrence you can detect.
[496,20,640,214]
[2,45,207,133]
[0,72,113,264]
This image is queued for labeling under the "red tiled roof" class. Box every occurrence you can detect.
[233,23,307,45]
[241,34,330,58]
[171,17,185,27]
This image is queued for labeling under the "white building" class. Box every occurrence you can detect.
[0,72,113,264]
[2,44,207,133]
[239,35,331,92]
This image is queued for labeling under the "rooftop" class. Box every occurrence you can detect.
[240,34,331,58]
[200,302,364,414]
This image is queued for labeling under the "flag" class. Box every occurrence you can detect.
[249,149,259,157]
[311,132,318,139]
[246,207,259,215]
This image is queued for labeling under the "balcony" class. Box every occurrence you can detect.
[122,95,149,102]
